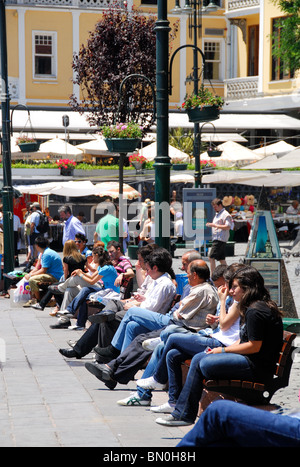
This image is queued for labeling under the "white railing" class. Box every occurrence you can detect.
[6,0,121,7]
[227,0,260,11]
[225,76,259,99]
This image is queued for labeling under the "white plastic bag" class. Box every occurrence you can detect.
[13,277,31,303]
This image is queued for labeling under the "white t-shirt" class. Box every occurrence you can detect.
[212,301,240,346]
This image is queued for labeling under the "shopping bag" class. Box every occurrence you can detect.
[13,277,31,303]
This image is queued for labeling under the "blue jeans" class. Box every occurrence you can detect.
[177,400,300,447]
[172,351,255,423]
[66,286,100,328]
[137,325,193,401]
[153,333,224,404]
[111,307,171,353]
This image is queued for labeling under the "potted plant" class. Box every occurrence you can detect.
[207,145,222,158]
[201,159,216,174]
[128,153,147,171]
[171,157,189,171]
[100,122,143,153]
[56,158,76,176]
[16,135,40,153]
[181,85,224,123]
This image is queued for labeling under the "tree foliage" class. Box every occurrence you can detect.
[70,5,162,131]
[271,0,300,74]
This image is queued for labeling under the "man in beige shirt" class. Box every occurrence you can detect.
[93,259,219,360]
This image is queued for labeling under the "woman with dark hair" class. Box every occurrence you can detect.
[155,266,283,427]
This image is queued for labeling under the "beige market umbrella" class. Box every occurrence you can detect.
[139,142,189,162]
[38,137,84,161]
[94,182,141,200]
[201,141,263,167]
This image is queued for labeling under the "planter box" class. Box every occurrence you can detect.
[172,164,188,171]
[12,168,60,176]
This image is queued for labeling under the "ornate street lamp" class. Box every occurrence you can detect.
[169,0,218,187]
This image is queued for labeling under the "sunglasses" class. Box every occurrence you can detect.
[75,240,82,244]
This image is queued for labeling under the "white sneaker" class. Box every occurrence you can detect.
[142,337,162,351]
[117,392,151,406]
[68,325,85,331]
[136,376,166,390]
[150,401,175,413]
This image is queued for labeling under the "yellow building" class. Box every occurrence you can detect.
[224,0,300,115]
[3,0,300,144]
[5,0,226,109]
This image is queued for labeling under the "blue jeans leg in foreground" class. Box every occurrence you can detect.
[177,400,300,447]
[172,352,255,424]
[111,307,170,352]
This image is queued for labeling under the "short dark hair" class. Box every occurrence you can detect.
[75,233,87,243]
[144,247,172,274]
[211,264,227,282]
[107,240,121,250]
[212,198,223,206]
[189,260,210,281]
[137,243,159,259]
[34,236,49,249]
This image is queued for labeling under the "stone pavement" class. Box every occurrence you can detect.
[0,243,299,447]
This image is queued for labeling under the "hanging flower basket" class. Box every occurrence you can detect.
[182,85,224,124]
[16,136,40,153]
[129,153,147,171]
[101,122,143,154]
[104,138,141,154]
[187,106,220,123]
[207,149,223,158]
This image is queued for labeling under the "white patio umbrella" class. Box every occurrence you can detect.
[76,135,115,156]
[200,141,263,167]
[94,182,141,200]
[138,142,189,162]
[243,146,300,170]
[252,140,295,158]
[170,174,195,183]
[15,181,98,197]
[202,169,300,187]
[38,137,84,161]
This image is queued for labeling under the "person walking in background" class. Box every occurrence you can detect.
[206,198,233,274]
[93,201,119,249]
[58,205,85,245]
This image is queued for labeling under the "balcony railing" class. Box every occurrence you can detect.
[225,76,259,100]
[6,0,120,7]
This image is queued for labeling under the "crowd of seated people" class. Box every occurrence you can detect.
[17,227,298,447]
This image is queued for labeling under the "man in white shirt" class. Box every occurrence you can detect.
[206,198,233,274]
[286,200,300,215]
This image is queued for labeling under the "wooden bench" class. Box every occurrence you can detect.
[183,330,297,412]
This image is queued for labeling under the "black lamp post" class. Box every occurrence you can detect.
[0,0,14,286]
[154,2,172,251]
